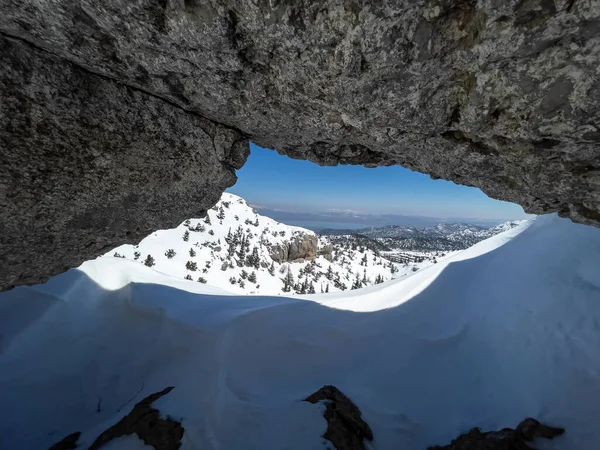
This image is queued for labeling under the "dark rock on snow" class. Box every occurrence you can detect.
[46,387,183,450]
[1,0,600,289]
[47,432,81,450]
[429,417,565,450]
[89,387,183,450]
[305,385,373,450]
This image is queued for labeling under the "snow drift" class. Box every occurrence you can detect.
[1,215,600,449]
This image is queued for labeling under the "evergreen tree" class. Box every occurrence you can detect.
[326,265,334,280]
[248,271,257,283]
[133,251,141,260]
[360,254,368,266]
[240,269,248,280]
[185,274,193,280]
[217,207,226,220]
[165,249,176,259]
[144,255,155,267]
[351,273,362,290]
[249,247,260,269]
[229,277,237,285]
[308,282,316,294]
[186,261,198,271]
[204,215,211,225]
[268,262,275,276]
[183,230,190,242]
[208,230,214,235]
[238,279,245,288]
[325,283,329,293]
[282,268,294,293]
[189,248,196,257]
[197,277,207,283]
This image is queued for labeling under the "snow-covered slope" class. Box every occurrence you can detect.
[2,215,600,449]
[108,193,438,294]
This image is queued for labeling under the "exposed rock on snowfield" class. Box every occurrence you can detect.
[270,233,318,263]
[305,385,373,450]
[89,387,183,450]
[1,0,600,290]
[428,418,565,450]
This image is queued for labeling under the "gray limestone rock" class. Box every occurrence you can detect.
[1,0,600,289]
[270,233,318,263]
[0,34,248,291]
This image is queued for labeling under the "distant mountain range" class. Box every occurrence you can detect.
[255,207,527,230]
[320,221,526,252]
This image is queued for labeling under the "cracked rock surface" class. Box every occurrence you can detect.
[1,0,600,289]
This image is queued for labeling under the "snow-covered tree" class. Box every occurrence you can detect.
[144,255,155,267]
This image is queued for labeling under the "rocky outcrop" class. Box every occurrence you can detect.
[1,0,600,289]
[89,387,183,450]
[428,417,565,449]
[305,385,373,450]
[48,387,184,450]
[0,33,248,291]
[270,233,318,263]
[318,243,335,262]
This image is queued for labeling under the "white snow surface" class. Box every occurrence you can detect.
[2,214,600,449]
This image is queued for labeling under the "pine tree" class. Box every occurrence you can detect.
[308,282,316,294]
[326,265,334,280]
[186,261,198,271]
[133,251,141,260]
[250,247,260,269]
[325,283,330,293]
[240,269,248,280]
[204,215,211,225]
[189,248,196,257]
[144,255,155,267]
[183,230,190,242]
[185,274,193,280]
[197,277,207,283]
[282,268,294,293]
[351,273,362,290]
[248,271,257,283]
[208,229,214,235]
[229,277,237,285]
[165,249,176,259]
[217,207,226,220]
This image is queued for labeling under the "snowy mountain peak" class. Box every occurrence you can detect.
[108,193,431,294]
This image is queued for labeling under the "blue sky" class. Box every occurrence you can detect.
[228,143,530,221]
